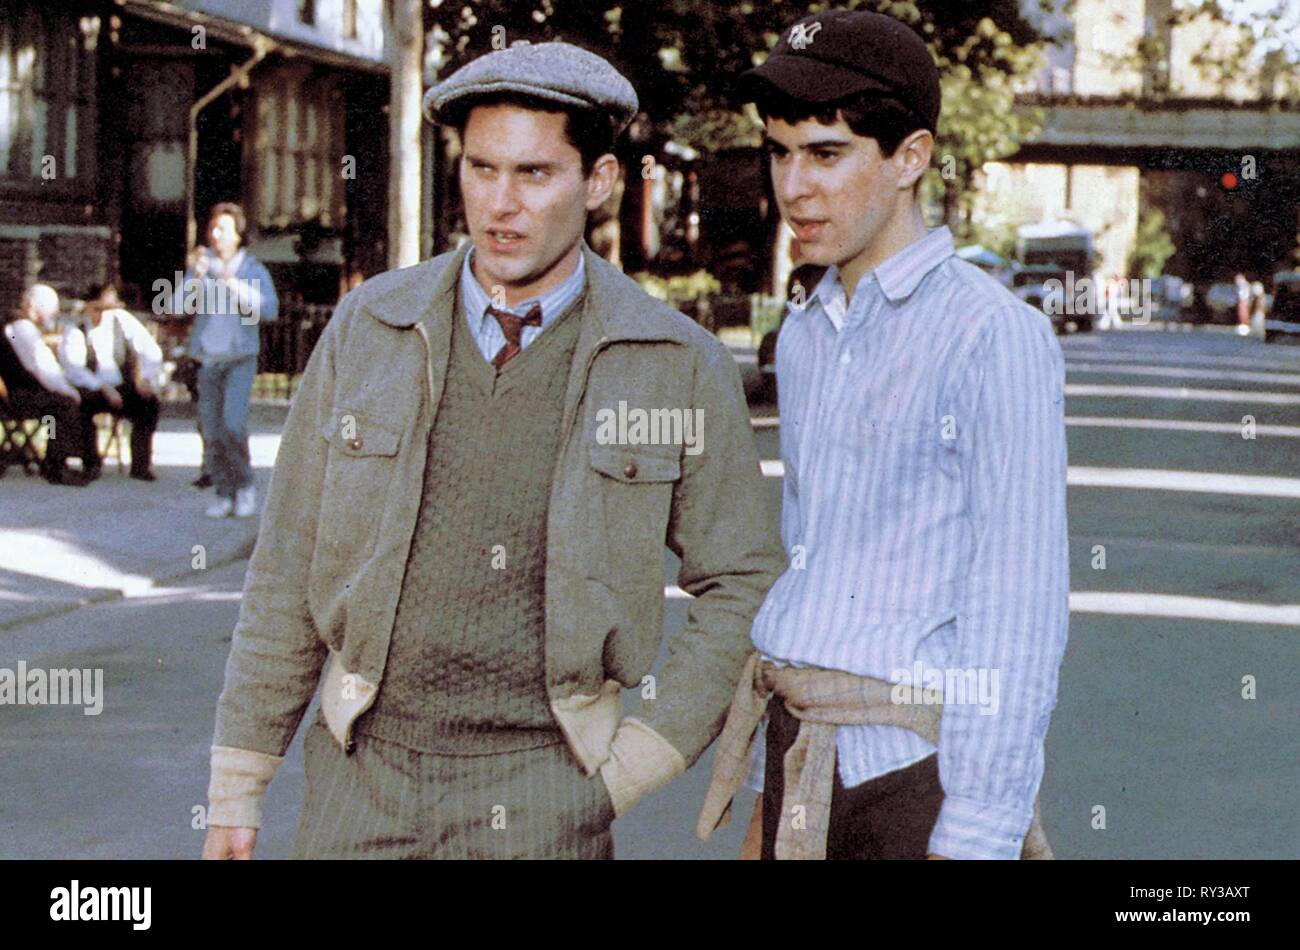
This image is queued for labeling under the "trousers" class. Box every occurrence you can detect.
[290,713,616,859]
[78,384,159,475]
[196,355,256,498]
[761,697,944,860]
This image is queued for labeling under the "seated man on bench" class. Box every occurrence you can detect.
[59,284,162,482]
[1,285,93,486]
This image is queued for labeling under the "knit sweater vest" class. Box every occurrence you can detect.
[356,289,584,755]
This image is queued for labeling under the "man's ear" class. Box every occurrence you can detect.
[894,129,934,192]
[585,153,620,211]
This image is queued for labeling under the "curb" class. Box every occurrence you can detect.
[0,524,259,635]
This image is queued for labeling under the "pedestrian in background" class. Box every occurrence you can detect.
[59,284,162,482]
[1235,272,1252,335]
[1,285,93,485]
[174,202,278,518]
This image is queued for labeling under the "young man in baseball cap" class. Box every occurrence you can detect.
[202,40,783,859]
[699,9,1069,860]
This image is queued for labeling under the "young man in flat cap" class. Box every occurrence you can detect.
[700,9,1069,861]
[202,40,783,859]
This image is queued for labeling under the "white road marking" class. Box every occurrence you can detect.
[760,459,1300,497]
[1067,592,1300,626]
[665,584,1299,624]
[1064,416,1300,438]
[1066,362,1300,387]
[753,416,1300,437]
[1067,466,1300,498]
[1065,384,1300,405]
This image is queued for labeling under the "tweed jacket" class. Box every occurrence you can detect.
[207,242,785,827]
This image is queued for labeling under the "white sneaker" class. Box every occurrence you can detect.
[234,485,257,518]
[206,497,235,519]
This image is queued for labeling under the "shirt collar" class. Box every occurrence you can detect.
[460,245,586,328]
[875,226,955,303]
[804,226,956,326]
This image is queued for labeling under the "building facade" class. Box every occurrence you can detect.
[0,0,393,314]
[972,0,1300,283]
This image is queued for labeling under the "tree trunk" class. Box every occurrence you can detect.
[388,0,423,269]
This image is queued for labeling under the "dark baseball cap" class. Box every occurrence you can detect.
[736,9,941,132]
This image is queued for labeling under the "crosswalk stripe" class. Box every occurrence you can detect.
[1065,383,1300,405]
[1064,416,1300,437]
[1066,362,1300,386]
[1067,592,1300,625]
[760,459,1300,497]
[664,584,1298,624]
[753,416,1300,437]
[1066,466,1300,497]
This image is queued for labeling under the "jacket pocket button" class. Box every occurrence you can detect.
[623,462,638,479]
[347,436,363,451]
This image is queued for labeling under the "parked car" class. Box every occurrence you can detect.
[1013,221,1095,333]
[1265,271,1300,342]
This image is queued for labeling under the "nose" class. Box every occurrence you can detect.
[487,175,523,219]
[774,155,815,209]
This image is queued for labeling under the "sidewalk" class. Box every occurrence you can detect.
[0,402,288,632]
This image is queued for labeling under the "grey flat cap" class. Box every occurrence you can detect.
[423,41,639,136]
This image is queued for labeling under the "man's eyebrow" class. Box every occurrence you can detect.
[763,136,852,152]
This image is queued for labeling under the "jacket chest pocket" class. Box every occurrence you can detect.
[316,407,404,552]
[586,444,679,578]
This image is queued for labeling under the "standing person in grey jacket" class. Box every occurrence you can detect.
[174,202,278,518]
[201,41,783,860]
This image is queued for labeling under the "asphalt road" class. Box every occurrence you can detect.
[1,327,1296,859]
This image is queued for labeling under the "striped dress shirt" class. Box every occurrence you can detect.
[749,226,1070,860]
[458,245,586,362]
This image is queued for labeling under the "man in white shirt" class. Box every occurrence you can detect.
[59,284,163,481]
[1,284,94,486]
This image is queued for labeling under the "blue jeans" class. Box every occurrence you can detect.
[197,355,256,499]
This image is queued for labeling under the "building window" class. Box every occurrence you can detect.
[252,71,342,230]
[342,0,359,39]
[0,4,94,187]
[297,0,316,26]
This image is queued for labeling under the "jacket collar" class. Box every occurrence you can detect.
[359,241,695,346]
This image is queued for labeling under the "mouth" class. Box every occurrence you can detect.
[790,218,828,242]
[486,228,527,250]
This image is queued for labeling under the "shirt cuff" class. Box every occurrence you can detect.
[598,717,686,817]
[927,793,1034,860]
[207,745,283,829]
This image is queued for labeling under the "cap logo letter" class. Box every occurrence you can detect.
[789,22,822,50]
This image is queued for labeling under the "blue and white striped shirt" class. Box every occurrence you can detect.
[750,226,1070,860]
[458,246,587,363]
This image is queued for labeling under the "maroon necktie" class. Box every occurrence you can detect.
[486,303,543,369]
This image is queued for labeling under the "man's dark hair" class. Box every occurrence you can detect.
[89,283,121,303]
[447,92,617,177]
[753,86,928,158]
[207,201,247,238]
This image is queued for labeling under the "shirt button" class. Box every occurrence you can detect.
[347,436,363,451]
[839,351,852,365]
[624,462,638,479]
